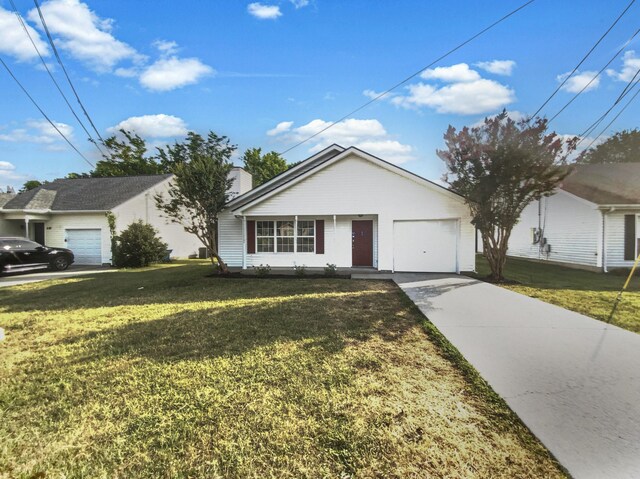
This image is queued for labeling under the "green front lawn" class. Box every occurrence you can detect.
[474,256,640,333]
[0,262,565,478]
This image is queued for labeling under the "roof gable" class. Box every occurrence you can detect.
[229,146,462,213]
[2,174,172,211]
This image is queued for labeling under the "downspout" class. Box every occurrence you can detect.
[144,192,150,223]
[603,207,615,273]
[241,215,247,270]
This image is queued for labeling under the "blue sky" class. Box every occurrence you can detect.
[0,0,638,189]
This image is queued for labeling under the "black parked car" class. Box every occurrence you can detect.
[0,237,74,275]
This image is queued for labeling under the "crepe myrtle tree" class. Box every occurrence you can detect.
[154,131,235,273]
[437,111,577,281]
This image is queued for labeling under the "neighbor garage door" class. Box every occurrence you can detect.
[66,229,102,264]
[393,220,458,272]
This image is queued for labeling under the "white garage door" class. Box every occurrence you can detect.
[66,229,102,264]
[393,220,458,272]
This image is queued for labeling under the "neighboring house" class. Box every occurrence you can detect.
[508,163,640,272]
[0,168,252,265]
[219,145,475,273]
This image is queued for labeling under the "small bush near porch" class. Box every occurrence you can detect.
[0,262,565,478]
[474,255,640,334]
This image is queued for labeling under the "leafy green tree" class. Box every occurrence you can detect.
[241,147,288,187]
[437,111,577,281]
[577,128,640,164]
[154,132,235,272]
[20,180,42,192]
[68,130,168,178]
[113,220,168,268]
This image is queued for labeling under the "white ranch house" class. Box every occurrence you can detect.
[0,171,250,264]
[508,163,640,272]
[219,145,476,273]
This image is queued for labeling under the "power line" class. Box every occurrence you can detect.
[582,85,640,152]
[32,0,106,145]
[278,0,537,156]
[547,27,640,124]
[8,0,105,156]
[529,0,635,120]
[0,55,95,168]
[575,65,640,149]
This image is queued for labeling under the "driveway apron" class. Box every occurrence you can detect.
[394,273,640,479]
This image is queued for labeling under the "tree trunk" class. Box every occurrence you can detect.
[481,228,509,282]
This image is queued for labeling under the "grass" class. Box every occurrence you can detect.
[474,255,640,334]
[0,261,566,478]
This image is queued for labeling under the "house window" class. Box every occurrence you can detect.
[297,220,315,253]
[256,221,274,252]
[277,220,294,252]
[253,219,315,253]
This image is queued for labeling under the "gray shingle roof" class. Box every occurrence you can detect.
[2,175,172,211]
[0,193,15,207]
[559,163,640,205]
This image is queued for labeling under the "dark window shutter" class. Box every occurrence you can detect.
[316,220,324,254]
[624,215,636,261]
[247,220,255,254]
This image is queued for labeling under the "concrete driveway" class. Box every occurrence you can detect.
[393,273,640,479]
[0,265,112,288]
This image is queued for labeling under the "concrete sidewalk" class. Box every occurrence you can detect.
[393,273,640,479]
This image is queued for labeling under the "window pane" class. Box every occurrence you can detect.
[297,220,314,237]
[277,237,294,252]
[297,237,314,253]
[277,221,294,237]
[257,237,274,252]
[257,221,274,237]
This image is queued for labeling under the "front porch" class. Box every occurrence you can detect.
[1,213,51,244]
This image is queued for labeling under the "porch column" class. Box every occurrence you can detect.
[241,215,247,270]
[24,217,30,239]
[333,215,337,265]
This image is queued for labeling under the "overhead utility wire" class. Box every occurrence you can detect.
[32,0,106,145]
[278,0,537,155]
[0,56,95,168]
[547,27,640,124]
[582,85,640,152]
[529,0,635,120]
[8,0,105,156]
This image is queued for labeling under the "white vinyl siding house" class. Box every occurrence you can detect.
[219,146,475,273]
[0,171,253,264]
[507,163,640,272]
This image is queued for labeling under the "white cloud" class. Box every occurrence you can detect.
[153,39,179,56]
[0,119,74,151]
[248,3,282,19]
[393,79,515,115]
[27,0,143,72]
[267,121,293,136]
[0,160,26,182]
[107,114,188,138]
[268,118,415,164]
[607,50,640,82]
[0,7,50,62]
[476,60,516,76]
[421,63,481,83]
[558,70,600,93]
[290,0,310,8]
[368,62,515,116]
[139,57,214,91]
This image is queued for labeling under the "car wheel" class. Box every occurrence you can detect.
[51,256,70,271]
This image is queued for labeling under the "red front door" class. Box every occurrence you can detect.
[352,220,373,267]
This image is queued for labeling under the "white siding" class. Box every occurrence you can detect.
[508,191,601,267]
[220,153,474,271]
[44,213,111,264]
[219,209,244,267]
[112,178,202,258]
[0,218,22,236]
[604,211,640,269]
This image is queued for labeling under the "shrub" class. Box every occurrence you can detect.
[294,264,306,276]
[113,220,168,268]
[253,264,271,276]
[324,263,338,277]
